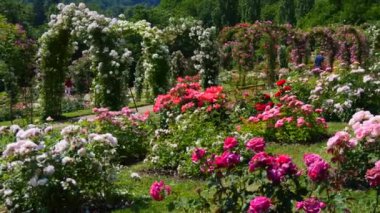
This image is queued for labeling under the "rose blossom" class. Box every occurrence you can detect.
[296,197,326,213]
[214,151,240,168]
[248,196,271,213]
[365,161,380,187]
[150,181,171,201]
[191,148,206,163]
[303,154,323,167]
[249,152,273,172]
[306,158,330,182]
[246,137,266,152]
[223,136,238,150]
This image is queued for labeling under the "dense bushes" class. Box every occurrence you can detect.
[81,107,152,164]
[0,125,118,211]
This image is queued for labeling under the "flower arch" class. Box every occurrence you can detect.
[336,26,369,66]
[305,28,337,69]
[219,22,292,87]
[38,3,168,118]
[164,18,219,89]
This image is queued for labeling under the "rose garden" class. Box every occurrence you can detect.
[0,2,379,213]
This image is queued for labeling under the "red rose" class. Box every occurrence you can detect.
[274,91,282,97]
[276,79,286,86]
[255,103,266,111]
[284,86,292,91]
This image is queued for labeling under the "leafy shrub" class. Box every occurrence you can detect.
[147,110,227,176]
[0,125,118,212]
[62,96,86,113]
[81,107,152,164]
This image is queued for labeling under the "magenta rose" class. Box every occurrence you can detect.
[306,159,330,182]
[150,181,171,201]
[246,137,266,152]
[223,136,238,150]
[296,197,326,213]
[248,196,272,213]
[191,148,206,163]
[214,151,240,168]
[303,154,323,167]
[249,152,274,172]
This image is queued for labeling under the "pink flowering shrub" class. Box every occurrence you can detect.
[81,107,152,164]
[242,80,327,143]
[150,181,171,201]
[327,111,380,187]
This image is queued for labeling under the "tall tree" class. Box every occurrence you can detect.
[297,0,315,17]
[33,0,46,26]
[239,0,261,23]
[218,0,239,27]
[279,0,296,25]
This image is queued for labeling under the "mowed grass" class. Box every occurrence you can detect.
[113,122,378,212]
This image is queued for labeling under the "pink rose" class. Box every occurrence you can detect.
[191,148,206,163]
[296,197,326,213]
[223,136,238,150]
[275,119,285,128]
[297,117,305,127]
[306,159,330,182]
[365,161,380,187]
[249,152,273,172]
[150,181,171,201]
[248,196,271,213]
[246,137,266,152]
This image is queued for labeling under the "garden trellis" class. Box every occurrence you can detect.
[219,22,369,87]
[38,3,219,118]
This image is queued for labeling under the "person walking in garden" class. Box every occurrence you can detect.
[314,51,325,69]
[64,77,73,96]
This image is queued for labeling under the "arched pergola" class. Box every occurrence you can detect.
[38,3,168,118]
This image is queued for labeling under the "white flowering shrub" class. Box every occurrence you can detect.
[0,124,118,211]
[164,18,219,89]
[308,66,380,121]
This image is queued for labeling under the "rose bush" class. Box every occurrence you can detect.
[0,124,119,211]
[80,106,152,164]
[241,80,328,143]
[172,136,349,212]
[327,111,380,187]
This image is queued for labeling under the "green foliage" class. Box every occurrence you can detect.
[147,110,227,176]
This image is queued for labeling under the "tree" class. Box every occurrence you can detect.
[218,0,239,27]
[279,0,296,25]
[33,0,47,26]
[239,0,261,23]
[297,0,315,18]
